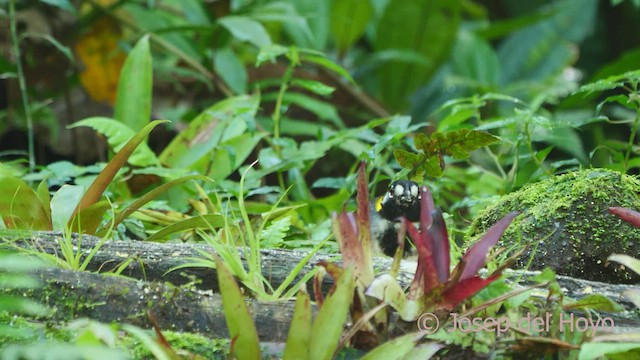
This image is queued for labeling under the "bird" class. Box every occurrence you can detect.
[370,180,421,257]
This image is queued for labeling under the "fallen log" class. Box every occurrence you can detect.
[3,231,639,332]
[24,267,300,342]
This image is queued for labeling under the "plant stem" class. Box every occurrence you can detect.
[9,0,35,173]
[272,62,295,194]
[272,64,294,151]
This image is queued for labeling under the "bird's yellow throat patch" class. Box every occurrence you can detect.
[375,197,383,212]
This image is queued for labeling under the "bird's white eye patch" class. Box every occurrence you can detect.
[410,185,418,197]
[394,184,404,197]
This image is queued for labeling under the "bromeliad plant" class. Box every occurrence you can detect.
[330,161,519,348]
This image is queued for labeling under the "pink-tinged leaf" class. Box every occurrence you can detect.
[406,219,439,292]
[355,161,373,284]
[442,273,501,309]
[459,211,518,281]
[356,161,372,250]
[419,186,435,235]
[609,207,640,228]
[429,210,450,283]
[333,211,371,286]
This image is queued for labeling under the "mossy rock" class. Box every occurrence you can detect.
[466,168,640,283]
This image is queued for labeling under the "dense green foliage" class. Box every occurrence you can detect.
[3,0,640,358]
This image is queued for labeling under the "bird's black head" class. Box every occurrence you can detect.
[378,180,421,221]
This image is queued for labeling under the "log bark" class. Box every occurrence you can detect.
[3,231,639,335]
[24,267,298,342]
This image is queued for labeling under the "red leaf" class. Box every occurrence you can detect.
[459,211,518,281]
[442,273,501,309]
[609,207,640,228]
[419,186,435,235]
[406,219,439,292]
[429,210,450,283]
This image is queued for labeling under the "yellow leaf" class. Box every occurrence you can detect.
[75,17,125,104]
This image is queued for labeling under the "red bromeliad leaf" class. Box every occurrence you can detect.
[429,210,450,283]
[458,211,518,281]
[609,207,640,228]
[419,186,435,235]
[442,273,501,309]
[406,219,439,293]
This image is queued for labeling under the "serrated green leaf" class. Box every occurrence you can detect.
[72,120,168,217]
[260,215,291,248]
[422,156,443,178]
[394,149,423,168]
[69,117,159,167]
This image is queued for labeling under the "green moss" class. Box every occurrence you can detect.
[467,169,640,283]
[121,330,229,359]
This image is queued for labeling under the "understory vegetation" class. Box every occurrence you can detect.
[1,0,640,359]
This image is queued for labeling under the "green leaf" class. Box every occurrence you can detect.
[498,0,597,84]
[146,214,225,242]
[362,334,440,360]
[564,294,625,312]
[72,120,168,217]
[419,129,499,159]
[330,0,373,52]
[283,290,312,360]
[208,133,264,181]
[108,174,212,232]
[374,0,461,111]
[50,185,85,231]
[69,117,159,167]
[256,44,289,66]
[218,16,272,48]
[215,257,261,360]
[578,342,640,360]
[159,95,259,170]
[36,179,51,224]
[215,47,248,94]
[69,201,111,235]
[0,175,51,230]
[393,149,422,169]
[114,35,152,133]
[260,215,291,248]
[452,31,499,88]
[301,55,355,84]
[291,79,335,96]
[309,266,354,360]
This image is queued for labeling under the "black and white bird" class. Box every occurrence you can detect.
[370,180,421,256]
